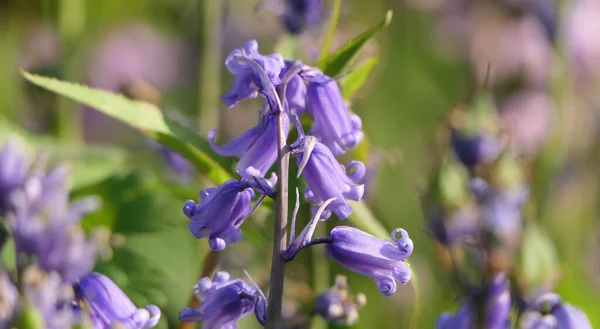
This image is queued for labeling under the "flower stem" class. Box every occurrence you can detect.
[265,109,290,329]
[198,0,222,135]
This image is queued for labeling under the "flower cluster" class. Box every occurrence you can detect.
[0,139,161,329]
[424,92,592,328]
[180,39,414,328]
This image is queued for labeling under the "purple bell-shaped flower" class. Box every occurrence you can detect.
[519,293,592,329]
[184,179,267,251]
[209,113,289,178]
[304,74,364,155]
[179,271,262,329]
[297,141,364,219]
[222,40,285,107]
[76,272,161,329]
[325,227,413,296]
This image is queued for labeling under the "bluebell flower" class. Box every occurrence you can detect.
[436,273,511,329]
[210,113,289,178]
[480,184,529,251]
[21,266,75,329]
[179,271,260,329]
[425,204,479,246]
[304,74,364,155]
[520,293,592,329]
[0,138,29,214]
[184,179,264,251]
[281,61,307,115]
[325,227,413,296]
[282,0,324,34]
[222,40,285,107]
[5,167,100,283]
[0,272,18,328]
[297,141,364,219]
[76,272,160,329]
[313,275,366,326]
[157,145,193,180]
[451,130,502,169]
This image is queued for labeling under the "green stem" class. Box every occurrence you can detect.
[56,0,84,142]
[198,0,222,135]
[310,219,329,329]
[317,0,342,62]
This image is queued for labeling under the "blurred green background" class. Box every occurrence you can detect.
[1,0,599,328]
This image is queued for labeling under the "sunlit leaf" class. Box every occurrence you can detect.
[318,11,392,77]
[340,57,379,99]
[518,221,558,292]
[21,71,232,185]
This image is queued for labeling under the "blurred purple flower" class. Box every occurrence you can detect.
[304,73,364,155]
[222,40,285,107]
[5,167,100,283]
[19,23,62,71]
[84,22,191,141]
[157,145,194,180]
[297,141,364,220]
[22,266,75,329]
[210,113,289,178]
[451,130,502,168]
[282,0,324,34]
[179,271,259,329]
[480,185,529,249]
[425,204,479,246]
[313,275,366,326]
[499,91,551,156]
[0,139,29,214]
[0,272,18,328]
[565,0,600,84]
[436,273,511,329]
[520,293,592,329]
[184,179,261,251]
[77,272,160,329]
[325,227,413,296]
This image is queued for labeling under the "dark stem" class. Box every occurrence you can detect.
[265,109,290,329]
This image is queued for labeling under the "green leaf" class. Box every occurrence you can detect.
[89,171,205,329]
[317,0,343,62]
[317,11,393,77]
[48,145,127,191]
[348,200,389,239]
[21,71,232,185]
[339,57,379,99]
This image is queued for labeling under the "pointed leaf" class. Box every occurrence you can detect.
[21,71,232,185]
[318,11,392,77]
[339,57,379,99]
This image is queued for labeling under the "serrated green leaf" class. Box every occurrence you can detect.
[21,71,232,185]
[318,11,392,77]
[340,57,379,99]
[348,200,389,239]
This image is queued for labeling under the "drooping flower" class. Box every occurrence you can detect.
[519,293,592,329]
[325,227,413,296]
[179,271,260,329]
[5,167,100,283]
[297,141,364,219]
[280,61,307,115]
[183,179,260,251]
[21,266,75,329]
[304,74,364,155]
[0,138,29,214]
[222,40,285,107]
[0,272,18,328]
[436,273,511,329]
[209,113,289,178]
[313,275,366,326]
[76,272,160,329]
